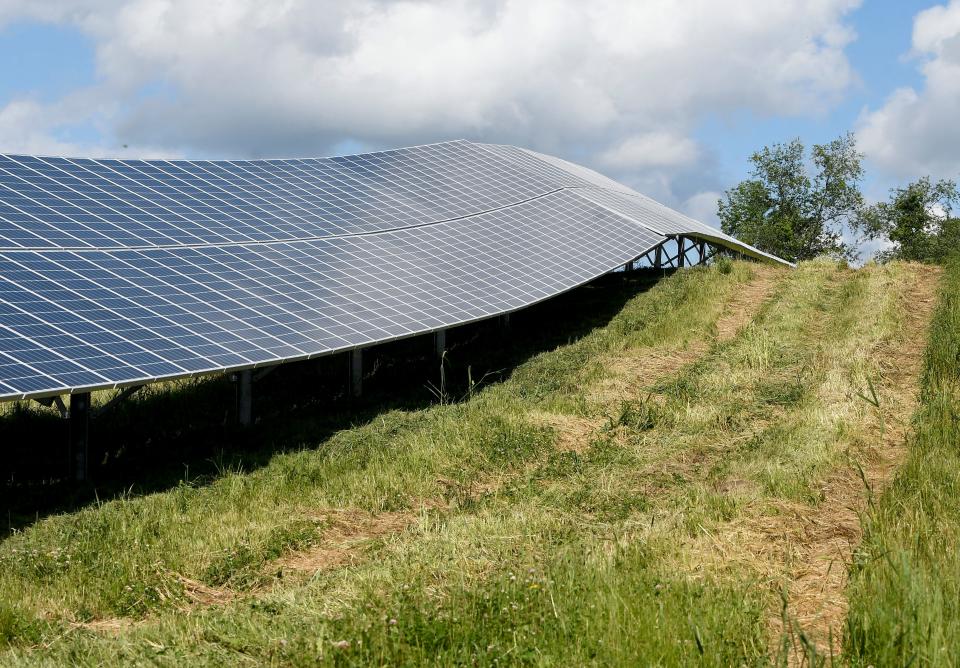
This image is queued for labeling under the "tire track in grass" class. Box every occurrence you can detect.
[664,263,940,663]
[590,264,784,406]
[534,264,785,448]
[527,261,933,662]
[766,264,941,663]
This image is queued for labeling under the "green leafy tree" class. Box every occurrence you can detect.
[858,177,960,263]
[717,133,863,262]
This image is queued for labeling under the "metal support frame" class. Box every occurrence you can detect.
[700,244,723,264]
[21,238,753,485]
[69,392,90,482]
[237,369,253,426]
[93,384,145,419]
[349,348,363,398]
[38,386,142,482]
[629,236,735,271]
[35,394,68,418]
[230,364,280,426]
[253,364,278,382]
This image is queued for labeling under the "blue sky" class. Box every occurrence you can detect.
[0,22,95,103]
[0,0,958,227]
[697,0,933,200]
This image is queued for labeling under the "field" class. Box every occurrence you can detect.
[0,257,955,665]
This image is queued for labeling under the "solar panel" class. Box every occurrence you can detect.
[0,140,788,401]
[0,141,568,249]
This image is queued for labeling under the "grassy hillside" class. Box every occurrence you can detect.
[0,258,944,666]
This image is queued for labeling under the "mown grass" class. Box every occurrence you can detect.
[844,257,960,666]
[0,259,938,665]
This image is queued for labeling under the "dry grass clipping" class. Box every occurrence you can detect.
[527,410,603,454]
[275,508,416,575]
[716,265,782,342]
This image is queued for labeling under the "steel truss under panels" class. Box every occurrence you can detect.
[625,235,735,271]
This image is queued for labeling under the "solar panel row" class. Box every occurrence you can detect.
[0,140,787,401]
[0,141,588,250]
[0,190,661,399]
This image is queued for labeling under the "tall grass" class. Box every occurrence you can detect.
[844,258,960,665]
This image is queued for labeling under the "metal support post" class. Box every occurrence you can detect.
[677,237,686,268]
[253,364,279,382]
[434,329,447,359]
[68,392,90,482]
[623,260,632,272]
[697,240,706,265]
[654,244,663,269]
[237,369,253,426]
[499,313,511,337]
[349,348,363,398]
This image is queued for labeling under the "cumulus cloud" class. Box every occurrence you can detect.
[681,191,724,228]
[0,99,88,156]
[0,0,862,208]
[599,132,700,170]
[858,0,960,180]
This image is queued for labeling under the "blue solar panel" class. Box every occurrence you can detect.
[0,140,787,400]
[0,141,572,249]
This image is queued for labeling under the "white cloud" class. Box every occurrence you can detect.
[599,132,700,169]
[0,0,862,212]
[681,191,723,229]
[858,0,960,180]
[0,99,87,156]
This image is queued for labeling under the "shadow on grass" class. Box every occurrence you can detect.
[0,270,666,534]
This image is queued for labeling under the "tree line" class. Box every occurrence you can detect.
[717,132,959,264]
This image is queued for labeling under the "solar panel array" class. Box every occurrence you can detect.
[0,140,787,400]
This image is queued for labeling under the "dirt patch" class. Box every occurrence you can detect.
[275,508,416,575]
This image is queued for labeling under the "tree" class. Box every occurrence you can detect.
[717,133,864,262]
[858,177,960,263]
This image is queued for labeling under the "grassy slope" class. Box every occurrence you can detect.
[0,259,933,665]
[844,257,960,666]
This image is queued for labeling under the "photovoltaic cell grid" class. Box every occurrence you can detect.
[0,140,786,400]
[0,141,576,249]
[483,144,787,265]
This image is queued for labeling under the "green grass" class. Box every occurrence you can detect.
[0,259,943,665]
[844,257,960,666]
